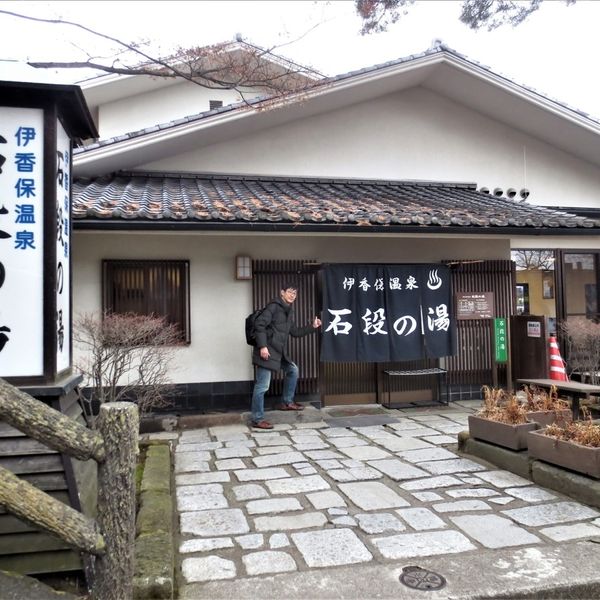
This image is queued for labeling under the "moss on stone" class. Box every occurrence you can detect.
[532,460,600,510]
[457,429,470,450]
[133,532,173,599]
[462,436,532,479]
[139,439,173,448]
[135,462,145,496]
[136,491,173,536]
[133,442,174,599]
[140,446,171,494]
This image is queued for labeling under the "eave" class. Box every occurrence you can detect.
[72,219,600,237]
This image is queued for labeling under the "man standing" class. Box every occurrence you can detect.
[251,282,321,430]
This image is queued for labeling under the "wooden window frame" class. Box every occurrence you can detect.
[102,259,191,343]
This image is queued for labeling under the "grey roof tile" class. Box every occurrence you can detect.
[72,172,600,231]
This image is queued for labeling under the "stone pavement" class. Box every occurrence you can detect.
[167,401,600,599]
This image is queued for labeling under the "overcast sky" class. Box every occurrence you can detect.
[1,1,599,118]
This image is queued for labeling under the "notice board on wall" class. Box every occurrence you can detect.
[455,292,495,320]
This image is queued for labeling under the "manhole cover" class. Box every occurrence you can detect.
[399,566,446,591]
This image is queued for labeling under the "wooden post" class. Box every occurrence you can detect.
[93,402,139,600]
[491,320,499,389]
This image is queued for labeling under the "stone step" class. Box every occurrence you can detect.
[154,404,325,431]
[0,570,79,599]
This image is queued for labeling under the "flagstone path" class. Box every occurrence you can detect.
[166,403,600,593]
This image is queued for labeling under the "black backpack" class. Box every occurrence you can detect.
[245,306,268,346]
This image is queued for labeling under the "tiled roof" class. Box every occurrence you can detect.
[72,173,600,231]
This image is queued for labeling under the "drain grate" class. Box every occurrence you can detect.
[399,566,446,591]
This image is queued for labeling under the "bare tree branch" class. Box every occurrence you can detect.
[0,8,321,102]
[0,9,178,73]
[513,250,555,271]
[355,0,576,34]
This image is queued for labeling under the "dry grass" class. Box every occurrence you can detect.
[522,384,569,412]
[477,385,571,426]
[544,410,600,448]
[477,386,529,425]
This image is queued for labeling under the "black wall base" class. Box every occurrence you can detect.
[80,380,320,415]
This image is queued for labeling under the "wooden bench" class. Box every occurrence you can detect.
[516,378,600,420]
[381,368,448,409]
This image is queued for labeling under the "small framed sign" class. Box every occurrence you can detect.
[527,321,542,338]
[542,271,554,299]
[456,292,495,320]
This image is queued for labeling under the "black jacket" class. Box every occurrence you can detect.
[252,297,315,371]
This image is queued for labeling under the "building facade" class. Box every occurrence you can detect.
[71,44,600,411]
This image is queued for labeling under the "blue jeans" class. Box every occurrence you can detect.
[251,358,299,423]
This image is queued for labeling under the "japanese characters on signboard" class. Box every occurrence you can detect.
[321,264,456,362]
[0,108,44,377]
[494,317,508,363]
[455,292,495,320]
[56,120,71,373]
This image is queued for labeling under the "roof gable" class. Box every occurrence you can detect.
[73,45,600,177]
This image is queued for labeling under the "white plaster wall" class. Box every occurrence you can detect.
[73,230,510,384]
[141,87,600,208]
[95,83,261,139]
[511,236,600,250]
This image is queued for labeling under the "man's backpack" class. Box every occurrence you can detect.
[245,307,267,346]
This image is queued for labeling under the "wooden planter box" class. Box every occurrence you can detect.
[526,409,572,428]
[527,429,600,479]
[468,415,538,450]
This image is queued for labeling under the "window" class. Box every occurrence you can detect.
[562,253,599,320]
[102,260,190,342]
[515,283,530,315]
[209,100,223,110]
[512,249,556,321]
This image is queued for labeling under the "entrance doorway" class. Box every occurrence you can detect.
[512,249,600,382]
[512,250,557,335]
[254,258,515,406]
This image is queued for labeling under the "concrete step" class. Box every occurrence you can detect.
[148,403,326,431]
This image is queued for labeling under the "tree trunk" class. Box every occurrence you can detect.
[0,465,104,554]
[0,378,105,462]
[93,402,139,600]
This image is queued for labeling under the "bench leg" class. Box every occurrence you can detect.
[572,396,580,420]
[386,375,390,409]
[444,373,449,405]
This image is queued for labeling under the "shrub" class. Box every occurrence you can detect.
[74,312,183,422]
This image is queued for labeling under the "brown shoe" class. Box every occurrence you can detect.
[276,403,305,411]
[252,420,274,430]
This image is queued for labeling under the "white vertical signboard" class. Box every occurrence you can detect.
[0,108,44,376]
[56,121,71,373]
